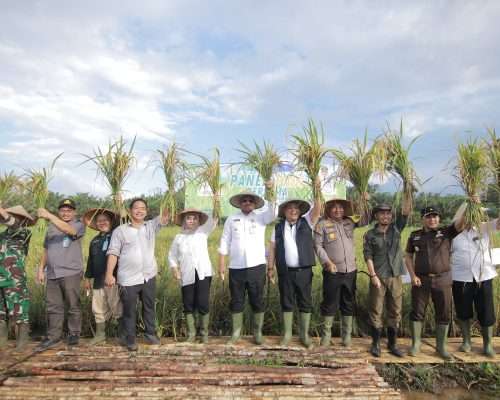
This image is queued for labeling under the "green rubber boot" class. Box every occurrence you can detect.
[0,320,7,348]
[457,319,472,353]
[320,316,334,347]
[15,323,30,351]
[200,313,210,344]
[185,314,197,343]
[341,316,353,347]
[253,312,265,345]
[409,320,422,357]
[280,312,293,346]
[481,325,496,358]
[436,324,452,361]
[89,322,106,345]
[227,312,243,345]
[299,312,313,349]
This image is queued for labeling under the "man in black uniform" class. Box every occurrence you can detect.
[405,206,464,360]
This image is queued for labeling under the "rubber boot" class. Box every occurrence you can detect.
[457,319,472,353]
[200,313,210,344]
[436,324,452,361]
[341,315,352,347]
[0,320,7,347]
[481,325,496,358]
[408,320,422,357]
[299,312,313,349]
[387,326,403,357]
[89,322,106,345]
[227,312,243,345]
[320,316,334,347]
[253,312,265,345]
[370,326,381,357]
[280,312,293,346]
[185,314,197,343]
[15,323,30,351]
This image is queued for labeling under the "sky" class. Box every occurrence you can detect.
[1,1,499,198]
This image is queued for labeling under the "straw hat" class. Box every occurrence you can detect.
[83,208,119,230]
[229,191,265,209]
[278,199,311,219]
[324,198,353,218]
[5,205,36,226]
[175,208,209,226]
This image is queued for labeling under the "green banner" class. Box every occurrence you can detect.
[185,163,346,217]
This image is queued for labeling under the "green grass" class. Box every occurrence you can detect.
[23,225,500,338]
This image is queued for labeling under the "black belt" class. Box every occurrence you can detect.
[287,266,312,271]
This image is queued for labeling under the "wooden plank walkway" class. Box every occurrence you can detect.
[0,336,499,399]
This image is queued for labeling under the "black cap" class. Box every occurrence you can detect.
[421,206,440,217]
[58,198,76,210]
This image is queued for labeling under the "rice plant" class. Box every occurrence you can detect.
[25,153,63,233]
[0,171,23,207]
[237,140,281,201]
[191,148,223,221]
[383,120,420,216]
[485,128,500,190]
[81,136,136,222]
[331,131,384,219]
[456,138,491,229]
[290,119,330,201]
[156,142,188,224]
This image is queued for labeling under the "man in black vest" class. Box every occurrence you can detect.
[268,192,321,348]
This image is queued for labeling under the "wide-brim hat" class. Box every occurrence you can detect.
[278,199,311,218]
[371,203,392,219]
[324,198,353,217]
[5,205,36,226]
[229,191,265,210]
[175,208,209,226]
[83,208,119,230]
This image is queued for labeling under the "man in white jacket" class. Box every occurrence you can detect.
[218,183,275,345]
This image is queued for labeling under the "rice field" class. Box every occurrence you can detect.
[24,223,500,340]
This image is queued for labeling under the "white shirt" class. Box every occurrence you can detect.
[451,219,498,283]
[168,217,216,286]
[218,201,276,269]
[107,216,165,286]
[270,210,313,268]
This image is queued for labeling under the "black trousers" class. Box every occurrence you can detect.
[181,271,212,315]
[453,279,496,327]
[410,274,452,325]
[120,277,156,341]
[278,266,313,313]
[321,270,356,316]
[229,264,266,313]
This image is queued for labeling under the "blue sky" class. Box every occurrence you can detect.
[0,1,499,198]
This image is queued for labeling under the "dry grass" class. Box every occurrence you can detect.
[485,128,500,190]
[0,171,23,207]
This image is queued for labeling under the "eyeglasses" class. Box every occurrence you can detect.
[241,199,255,204]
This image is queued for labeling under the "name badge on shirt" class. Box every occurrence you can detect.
[329,232,336,240]
[62,236,71,248]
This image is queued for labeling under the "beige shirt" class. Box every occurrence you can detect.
[314,217,357,273]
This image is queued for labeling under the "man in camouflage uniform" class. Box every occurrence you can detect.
[0,205,34,351]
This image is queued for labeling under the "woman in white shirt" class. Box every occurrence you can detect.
[451,213,499,358]
[168,209,217,343]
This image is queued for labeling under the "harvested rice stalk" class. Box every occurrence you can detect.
[237,140,281,201]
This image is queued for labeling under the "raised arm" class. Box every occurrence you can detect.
[37,208,77,236]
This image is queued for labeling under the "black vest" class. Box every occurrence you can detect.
[275,217,316,274]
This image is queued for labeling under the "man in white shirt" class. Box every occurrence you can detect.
[218,187,275,345]
[267,193,321,349]
[451,212,499,358]
[105,198,169,351]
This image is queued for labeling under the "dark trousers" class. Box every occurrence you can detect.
[410,274,452,325]
[321,270,356,316]
[278,266,313,313]
[46,273,81,340]
[181,272,212,315]
[229,264,266,313]
[453,279,496,327]
[120,277,156,341]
